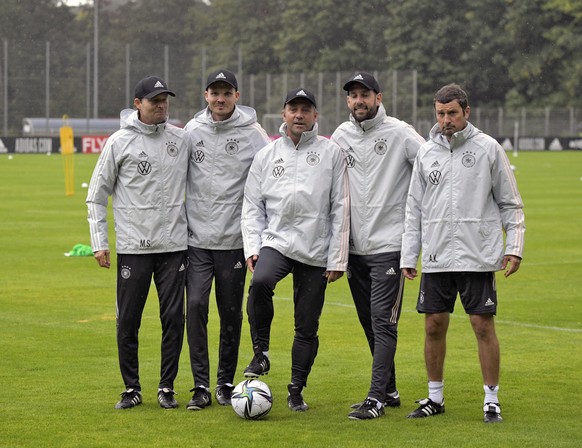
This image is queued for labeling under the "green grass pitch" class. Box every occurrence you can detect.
[0,150,580,447]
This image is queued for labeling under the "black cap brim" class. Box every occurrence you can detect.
[343,80,379,93]
[143,89,175,99]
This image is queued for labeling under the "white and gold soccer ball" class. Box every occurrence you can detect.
[231,379,273,420]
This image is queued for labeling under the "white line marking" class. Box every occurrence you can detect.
[274,296,582,333]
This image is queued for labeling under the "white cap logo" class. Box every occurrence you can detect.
[296,89,307,96]
[353,74,364,81]
[216,72,227,79]
[154,80,164,88]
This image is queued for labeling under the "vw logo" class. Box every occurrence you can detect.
[346,155,355,168]
[193,150,205,163]
[428,170,441,185]
[137,161,152,175]
[272,165,285,178]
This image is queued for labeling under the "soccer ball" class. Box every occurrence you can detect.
[231,379,273,420]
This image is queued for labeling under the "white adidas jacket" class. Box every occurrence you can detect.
[241,122,350,271]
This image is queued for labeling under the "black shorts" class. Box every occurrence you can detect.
[417,272,497,315]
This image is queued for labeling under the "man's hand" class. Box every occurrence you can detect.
[94,250,111,269]
[325,271,344,283]
[402,267,417,280]
[501,255,521,277]
[246,255,259,273]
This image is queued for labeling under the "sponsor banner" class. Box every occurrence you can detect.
[0,136,110,153]
[81,135,109,153]
[496,137,582,151]
[1,135,582,153]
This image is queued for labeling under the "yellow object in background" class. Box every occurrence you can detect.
[60,114,75,196]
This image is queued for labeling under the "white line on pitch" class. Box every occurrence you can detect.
[274,296,582,333]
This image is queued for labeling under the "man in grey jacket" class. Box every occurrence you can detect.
[86,76,189,410]
[331,73,425,420]
[241,88,350,412]
[184,69,270,410]
[401,83,525,423]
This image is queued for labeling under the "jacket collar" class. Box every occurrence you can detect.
[349,103,387,132]
[279,122,319,148]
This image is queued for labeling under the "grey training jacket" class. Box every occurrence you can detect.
[241,122,350,271]
[86,109,189,254]
[184,105,271,250]
[401,122,525,272]
[331,104,425,255]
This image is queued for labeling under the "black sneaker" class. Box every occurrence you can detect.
[244,354,270,378]
[287,384,308,412]
[114,389,142,409]
[157,388,178,409]
[407,398,445,418]
[186,387,211,410]
[483,402,503,423]
[215,384,234,406]
[348,398,385,420]
[350,391,401,409]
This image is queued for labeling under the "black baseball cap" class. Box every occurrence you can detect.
[134,76,175,99]
[206,69,238,90]
[343,72,381,94]
[284,88,317,108]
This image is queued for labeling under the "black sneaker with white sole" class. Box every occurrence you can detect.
[158,388,178,409]
[186,387,211,410]
[215,384,234,406]
[483,402,503,423]
[243,354,270,378]
[287,383,309,411]
[115,389,142,409]
[407,398,445,418]
[348,398,385,420]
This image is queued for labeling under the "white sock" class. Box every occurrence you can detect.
[484,384,499,404]
[428,381,444,404]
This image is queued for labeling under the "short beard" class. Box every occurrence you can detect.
[352,105,378,123]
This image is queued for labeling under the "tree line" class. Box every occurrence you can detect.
[1,0,581,132]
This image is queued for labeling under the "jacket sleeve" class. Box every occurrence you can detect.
[491,144,525,258]
[326,145,350,271]
[86,138,118,252]
[241,155,267,260]
[401,151,425,269]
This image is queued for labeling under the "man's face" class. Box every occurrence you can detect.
[205,82,240,121]
[282,99,318,141]
[435,100,470,139]
[135,93,169,125]
[346,84,382,122]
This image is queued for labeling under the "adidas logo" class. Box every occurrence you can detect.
[386,267,397,275]
[296,89,307,97]
[138,151,148,158]
[154,80,164,88]
[431,160,440,168]
[234,261,243,269]
[485,298,494,306]
[179,264,186,272]
[196,140,204,147]
[215,72,227,80]
[353,74,364,81]
[274,158,284,164]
